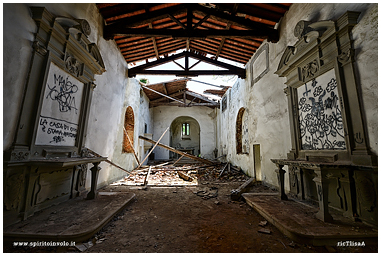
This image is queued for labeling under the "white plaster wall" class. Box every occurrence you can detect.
[352,4,378,154]
[218,3,378,191]
[91,78,152,188]
[3,4,40,150]
[152,106,217,160]
[3,3,152,189]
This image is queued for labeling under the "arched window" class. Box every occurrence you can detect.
[236,107,249,154]
[123,106,134,153]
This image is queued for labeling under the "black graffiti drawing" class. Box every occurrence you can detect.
[298,76,346,150]
[302,83,311,97]
[50,135,65,144]
[39,116,78,144]
[46,74,79,114]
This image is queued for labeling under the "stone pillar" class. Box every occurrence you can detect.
[86,162,101,200]
[313,168,333,222]
[275,164,288,200]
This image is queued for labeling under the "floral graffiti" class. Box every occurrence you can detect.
[298,70,346,150]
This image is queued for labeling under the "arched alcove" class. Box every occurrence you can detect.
[123,106,134,153]
[170,116,200,159]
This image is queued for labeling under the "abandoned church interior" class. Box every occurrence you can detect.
[3,3,378,253]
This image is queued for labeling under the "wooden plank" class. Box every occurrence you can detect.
[139,135,214,165]
[219,163,229,177]
[123,127,140,165]
[173,155,185,165]
[137,127,170,169]
[86,148,132,173]
[231,177,256,201]
[142,85,186,105]
[143,166,152,186]
[133,161,172,172]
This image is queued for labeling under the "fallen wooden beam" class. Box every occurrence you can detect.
[177,171,193,182]
[231,177,256,201]
[143,166,152,186]
[123,127,140,165]
[137,127,169,169]
[86,148,131,173]
[173,155,185,165]
[139,135,214,165]
[133,161,171,172]
[219,163,229,177]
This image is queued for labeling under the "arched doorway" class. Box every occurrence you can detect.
[170,116,200,159]
[123,106,134,153]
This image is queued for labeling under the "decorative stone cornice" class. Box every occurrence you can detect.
[32,40,47,55]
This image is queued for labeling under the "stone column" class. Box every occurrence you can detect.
[86,162,101,200]
[275,164,288,200]
[313,168,333,222]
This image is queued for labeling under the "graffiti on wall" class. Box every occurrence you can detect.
[35,62,84,146]
[297,69,346,150]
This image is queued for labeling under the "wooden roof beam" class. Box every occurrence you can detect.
[131,69,245,78]
[150,90,185,103]
[150,102,219,107]
[215,4,238,60]
[168,13,186,29]
[193,14,210,29]
[107,28,276,40]
[142,85,186,105]
[104,4,187,28]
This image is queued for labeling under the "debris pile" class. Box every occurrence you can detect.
[112,161,250,186]
[196,163,250,182]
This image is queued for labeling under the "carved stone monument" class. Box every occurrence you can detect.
[273,12,377,226]
[3,7,106,227]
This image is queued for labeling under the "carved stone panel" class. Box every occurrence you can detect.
[4,173,25,211]
[297,69,346,150]
[251,43,269,85]
[35,169,73,205]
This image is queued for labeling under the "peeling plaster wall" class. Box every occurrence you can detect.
[152,106,218,160]
[3,3,153,189]
[91,78,152,188]
[219,3,378,191]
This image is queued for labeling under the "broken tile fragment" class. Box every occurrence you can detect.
[259,220,268,227]
[258,228,271,234]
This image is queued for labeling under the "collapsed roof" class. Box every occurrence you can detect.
[140,78,220,108]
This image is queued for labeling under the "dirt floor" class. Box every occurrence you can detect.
[4,163,377,253]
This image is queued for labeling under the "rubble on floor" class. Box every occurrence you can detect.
[112,162,250,187]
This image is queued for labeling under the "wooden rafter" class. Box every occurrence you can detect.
[150,91,185,103]
[104,3,278,42]
[109,28,273,40]
[150,102,219,107]
[97,3,291,67]
[128,51,246,78]
[215,3,238,60]
[144,4,160,60]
